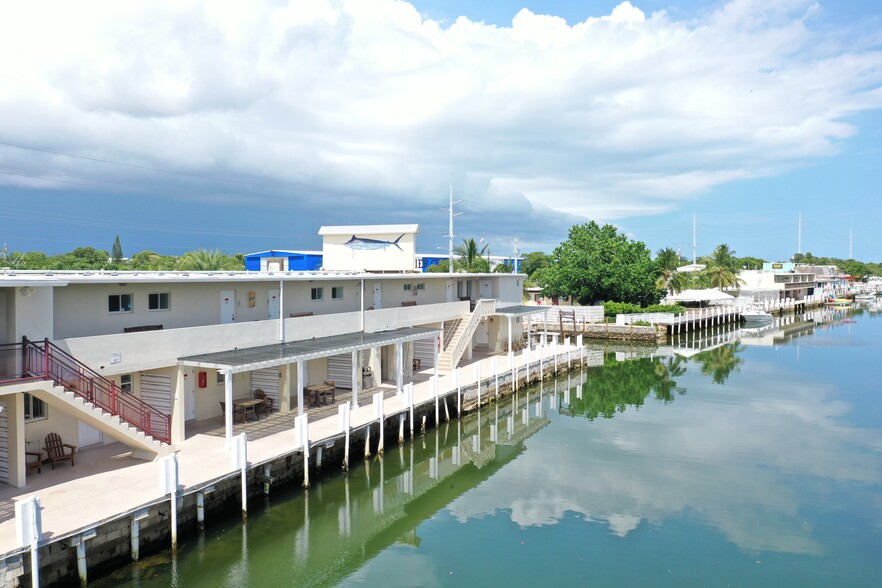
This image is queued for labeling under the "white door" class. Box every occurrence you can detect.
[221,290,236,324]
[446,280,453,303]
[373,283,383,309]
[480,280,491,299]
[268,289,280,320]
[78,421,103,447]
[185,368,196,421]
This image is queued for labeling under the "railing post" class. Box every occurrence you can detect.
[44,338,50,380]
[112,380,118,415]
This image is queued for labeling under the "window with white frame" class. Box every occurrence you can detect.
[311,287,324,301]
[332,286,344,300]
[120,374,133,393]
[403,284,412,291]
[24,393,47,421]
[108,293,133,313]
[416,283,425,291]
[148,292,170,311]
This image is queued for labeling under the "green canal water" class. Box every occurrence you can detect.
[96,307,882,587]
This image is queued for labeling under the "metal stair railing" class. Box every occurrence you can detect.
[446,299,497,370]
[17,337,171,445]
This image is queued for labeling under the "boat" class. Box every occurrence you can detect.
[739,305,773,326]
[854,293,876,301]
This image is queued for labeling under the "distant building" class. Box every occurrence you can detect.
[244,250,323,272]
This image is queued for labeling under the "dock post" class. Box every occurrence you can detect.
[129,508,151,562]
[231,434,248,519]
[553,339,558,374]
[456,368,462,415]
[407,383,415,438]
[196,491,206,531]
[433,375,439,425]
[374,392,385,455]
[364,424,371,459]
[339,403,351,471]
[74,531,96,587]
[399,413,405,443]
[475,365,481,408]
[159,454,180,551]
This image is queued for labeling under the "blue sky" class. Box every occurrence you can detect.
[1,0,881,263]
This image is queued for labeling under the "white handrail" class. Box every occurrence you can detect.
[447,299,497,369]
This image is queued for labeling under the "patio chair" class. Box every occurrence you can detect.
[44,433,77,469]
[219,401,246,424]
[253,389,274,417]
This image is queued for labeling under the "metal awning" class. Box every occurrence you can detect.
[494,304,551,317]
[178,327,440,374]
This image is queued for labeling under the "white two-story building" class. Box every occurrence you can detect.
[0,225,529,487]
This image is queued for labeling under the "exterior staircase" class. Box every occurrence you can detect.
[9,338,173,457]
[26,381,173,460]
[437,299,497,371]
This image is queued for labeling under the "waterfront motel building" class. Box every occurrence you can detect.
[0,225,528,487]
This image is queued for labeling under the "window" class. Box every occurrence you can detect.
[108,293,133,313]
[332,286,344,300]
[416,283,425,291]
[120,374,133,393]
[24,393,47,421]
[403,284,412,291]
[148,292,170,311]
[311,287,324,301]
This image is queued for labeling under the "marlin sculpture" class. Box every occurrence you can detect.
[344,234,404,251]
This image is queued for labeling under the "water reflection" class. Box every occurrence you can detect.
[96,310,882,586]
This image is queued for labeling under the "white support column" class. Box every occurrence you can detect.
[339,403,351,471]
[296,360,305,416]
[351,351,359,409]
[396,341,403,395]
[433,334,439,379]
[224,370,233,449]
[507,316,513,355]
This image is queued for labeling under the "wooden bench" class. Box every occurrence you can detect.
[401,301,417,307]
[289,311,314,318]
[124,324,163,333]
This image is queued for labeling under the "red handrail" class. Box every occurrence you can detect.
[12,338,171,445]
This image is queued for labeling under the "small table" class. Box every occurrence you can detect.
[232,398,264,421]
[412,358,421,371]
[26,451,43,474]
[305,384,335,407]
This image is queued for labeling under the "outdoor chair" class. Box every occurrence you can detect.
[219,401,246,423]
[44,433,77,469]
[253,389,274,417]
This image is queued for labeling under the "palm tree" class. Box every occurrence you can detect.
[179,249,242,271]
[700,260,744,291]
[655,247,681,271]
[710,244,738,272]
[454,238,490,273]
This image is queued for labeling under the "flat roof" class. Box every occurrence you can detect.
[494,304,551,317]
[178,327,441,373]
[319,224,419,235]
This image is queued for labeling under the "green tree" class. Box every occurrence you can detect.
[51,247,110,270]
[454,238,490,273]
[178,249,242,271]
[493,262,514,273]
[111,236,124,262]
[426,259,451,273]
[520,251,552,278]
[655,247,682,271]
[536,221,660,306]
[709,243,738,272]
[699,259,745,290]
[130,250,179,271]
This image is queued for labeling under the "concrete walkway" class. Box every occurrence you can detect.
[0,341,581,556]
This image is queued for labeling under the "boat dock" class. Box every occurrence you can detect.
[0,339,587,586]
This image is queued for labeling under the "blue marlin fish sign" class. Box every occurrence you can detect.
[344,234,404,251]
